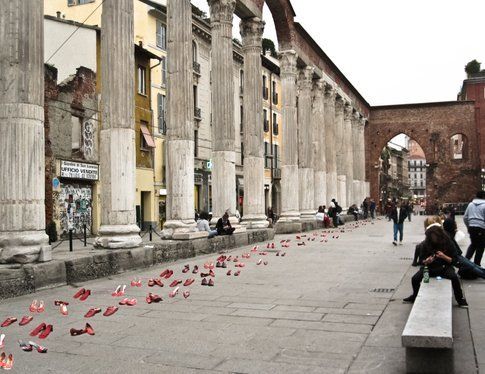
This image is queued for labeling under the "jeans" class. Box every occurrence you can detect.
[466,226,485,265]
[393,223,403,242]
[408,213,412,222]
[411,266,464,301]
[370,210,375,219]
[456,254,485,279]
[208,229,218,239]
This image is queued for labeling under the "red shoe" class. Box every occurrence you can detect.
[148,279,155,287]
[38,324,53,339]
[73,288,86,299]
[201,278,208,286]
[276,251,280,256]
[183,290,190,299]
[169,287,179,298]
[121,298,137,306]
[103,306,119,317]
[281,252,286,257]
[60,303,68,316]
[182,265,190,273]
[236,263,245,268]
[70,327,85,336]
[151,294,162,303]
[226,256,232,261]
[146,293,162,303]
[192,266,199,274]
[234,270,241,276]
[146,293,154,304]
[251,246,258,252]
[226,270,232,276]
[1,317,17,328]
[0,334,4,348]
[85,323,95,336]
[135,279,142,287]
[79,289,91,301]
[111,285,122,297]
[183,278,195,287]
[257,259,262,265]
[28,341,47,353]
[37,300,45,313]
[19,316,33,326]
[160,269,169,278]
[54,300,69,306]
[29,300,38,313]
[164,270,174,279]
[30,323,46,337]
[208,279,214,287]
[0,352,4,367]
[84,308,102,318]
[19,340,33,352]
[169,279,182,287]
[296,235,301,239]
[154,278,164,287]
[119,298,129,305]
[3,354,13,370]
[209,269,215,277]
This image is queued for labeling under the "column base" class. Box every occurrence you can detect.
[278,211,301,223]
[300,210,316,221]
[94,224,142,249]
[0,231,50,264]
[240,214,269,229]
[337,174,347,208]
[162,220,207,240]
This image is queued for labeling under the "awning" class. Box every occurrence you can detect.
[140,124,156,148]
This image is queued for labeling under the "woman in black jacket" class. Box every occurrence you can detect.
[403,218,468,307]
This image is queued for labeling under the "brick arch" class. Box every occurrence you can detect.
[366,102,481,211]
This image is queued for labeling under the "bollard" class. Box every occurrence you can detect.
[83,224,87,247]
[149,225,153,242]
[69,229,73,252]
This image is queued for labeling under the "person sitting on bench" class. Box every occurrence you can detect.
[216,210,235,236]
[403,216,468,307]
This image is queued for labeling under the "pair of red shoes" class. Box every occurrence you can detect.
[130,278,142,287]
[73,288,91,301]
[251,246,259,252]
[203,262,214,270]
[297,242,306,246]
[200,269,215,278]
[148,278,164,287]
[70,323,94,336]
[241,253,250,259]
[19,340,47,353]
[182,265,190,273]
[226,270,241,276]
[235,263,245,268]
[160,269,174,279]
[119,298,137,306]
[146,293,162,304]
[266,243,275,249]
[29,300,45,313]
[54,300,69,316]
[111,285,126,297]
[0,352,13,370]
[30,323,53,339]
[201,278,214,286]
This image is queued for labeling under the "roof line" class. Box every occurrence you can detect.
[372,100,475,110]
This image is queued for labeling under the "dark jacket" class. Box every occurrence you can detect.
[216,217,232,235]
[419,226,460,271]
[390,206,407,224]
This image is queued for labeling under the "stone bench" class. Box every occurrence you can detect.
[402,278,453,374]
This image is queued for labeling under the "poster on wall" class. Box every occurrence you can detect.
[60,160,99,181]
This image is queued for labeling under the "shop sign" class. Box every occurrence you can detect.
[60,160,99,181]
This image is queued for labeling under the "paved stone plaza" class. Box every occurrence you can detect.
[0,217,482,373]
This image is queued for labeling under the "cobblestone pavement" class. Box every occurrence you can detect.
[0,216,482,373]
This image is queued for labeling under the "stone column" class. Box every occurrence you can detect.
[344,104,354,206]
[352,112,361,205]
[94,0,141,248]
[324,84,337,205]
[208,0,240,226]
[313,79,326,209]
[297,66,315,220]
[240,17,268,229]
[0,0,51,263]
[162,0,206,239]
[278,50,301,225]
[335,97,347,208]
[359,117,368,200]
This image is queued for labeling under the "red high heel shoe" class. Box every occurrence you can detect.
[79,289,91,301]
[201,278,208,286]
[0,334,4,349]
[73,288,85,299]
[28,341,47,353]
[257,259,262,265]
[0,352,5,368]
[226,270,232,276]
[54,300,69,306]
[29,300,38,313]
[37,300,45,313]
[70,327,85,336]
[169,287,179,298]
[160,269,169,277]
[182,265,190,273]
[208,279,214,286]
[30,323,46,337]
[192,265,199,274]
[38,324,53,339]
[183,278,195,287]
[234,270,241,276]
[163,270,174,279]
[19,316,33,326]
[103,306,119,317]
[3,354,13,370]
[154,278,164,287]
[60,303,68,316]
[183,290,190,299]
[111,285,121,296]
[1,317,17,328]
[209,269,215,277]
[169,279,182,287]
[84,308,102,318]
[85,323,95,336]
[18,340,33,352]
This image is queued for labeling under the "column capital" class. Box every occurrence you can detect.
[344,103,353,120]
[298,66,314,91]
[359,117,367,129]
[240,17,265,50]
[324,83,336,103]
[208,0,236,25]
[335,96,345,111]
[279,50,298,77]
[313,78,325,98]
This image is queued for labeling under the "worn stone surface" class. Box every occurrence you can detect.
[0,0,50,263]
[324,84,338,203]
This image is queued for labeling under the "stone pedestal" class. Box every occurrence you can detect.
[279,50,300,223]
[240,17,268,230]
[298,67,315,220]
[0,0,51,263]
[95,0,142,249]
[313,79,327,208]
[208,0,238,225]
[324,85,337,204]
[162,0,203,239]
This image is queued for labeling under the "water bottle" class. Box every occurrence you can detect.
[423,266,430,283]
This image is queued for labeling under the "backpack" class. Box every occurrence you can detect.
[336,204,342,214]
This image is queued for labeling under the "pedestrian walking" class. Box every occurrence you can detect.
[390,201,407,245]
[362,198,369,219]
[407,202,413,222]
[370,199,376,219]
[463,191,485,265]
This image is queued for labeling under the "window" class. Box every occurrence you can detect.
[239,70,244,94]
[192,41,197,63]
[264,142,269,168]
[71,116,82,152]
[451,134,467,160]
[156,20,167,50]
[272,113,278,135]
[157,93,166,134]
[140,121,150,150]
[241,142,244,165]
[263,109,268,132]
[262,75,268,99]
[194,130,198,157]
[240,105,244,133]
[160,57,167,87]
[137,66,146,95]
[272,81,278,104]
[274,144,278,169]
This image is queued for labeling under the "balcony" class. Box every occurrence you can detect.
[272,92,279,105]
[263,119,269,132]
[193,61,201,75]
[273,122,279,136]
[194,107,202,120]
[263,86,269,100]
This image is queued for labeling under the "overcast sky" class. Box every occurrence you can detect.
[191,0,485,106]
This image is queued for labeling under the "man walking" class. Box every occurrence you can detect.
[464,191,485,265]
[390,201,407,246]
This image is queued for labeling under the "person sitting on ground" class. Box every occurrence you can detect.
[197,211,218,238]
[403,217,468,307]
[348,204,359,221]
[216,210,235,236]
